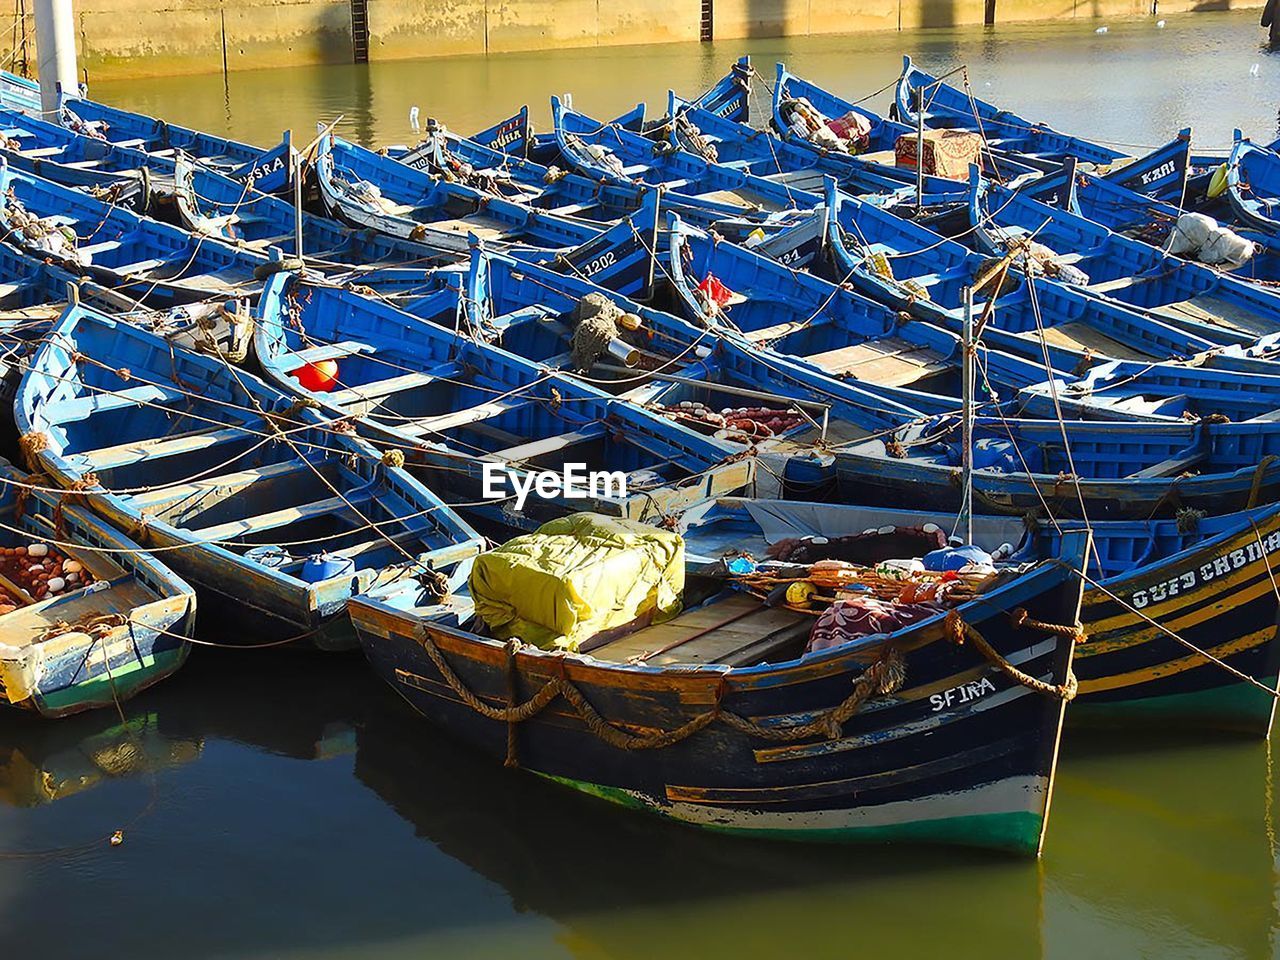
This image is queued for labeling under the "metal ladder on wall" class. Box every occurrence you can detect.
[350,0,370,63]
[700,0,713,41]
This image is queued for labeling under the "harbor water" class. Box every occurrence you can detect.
[4,9,1280,958]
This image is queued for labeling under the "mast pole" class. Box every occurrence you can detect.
[960,284,975,545]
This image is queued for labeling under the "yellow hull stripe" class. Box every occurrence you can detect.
[1077,628,1275,694]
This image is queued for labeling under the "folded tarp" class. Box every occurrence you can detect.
[470,513,684,651]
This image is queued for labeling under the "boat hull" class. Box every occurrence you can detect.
[1071,513,1280,736]
[353,554,1084,856]
[2,609,192,719]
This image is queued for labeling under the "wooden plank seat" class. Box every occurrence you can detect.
[187,490,373,543]
[803,337,951,384]
[1021,322,1155,361]
[1126,449,1209,479]
[277,340,376,371]
[61,159,105,169]
[115,258,171,277]
[424,215,508,239]
[326,367,458,408]
[173,267,257,291]
[1086,276,1141,295]
[76,423,258,471]
[491,423,607,464]
[21,146,65,158]
[1149,295,1277,337]
[0,578,155,650]
[47,383,186,422]
[548,201,596,217]
[397,399,522,438]
[79,240,123,257]
[584,594,810,667]
[694,187,783,211]
[745,319,811,343]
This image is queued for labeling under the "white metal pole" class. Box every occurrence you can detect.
[293,141,304,258]
[960,284,975,545]
[33,0,77,119]
[915,88,925,214]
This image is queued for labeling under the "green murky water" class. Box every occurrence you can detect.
[4,9,1280,958]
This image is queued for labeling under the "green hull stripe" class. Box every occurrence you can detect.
[1070,676,1279,737]
[536,773,1043,855]
[28,648,188,717]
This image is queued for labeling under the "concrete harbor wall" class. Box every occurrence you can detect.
[5,0,1266,80]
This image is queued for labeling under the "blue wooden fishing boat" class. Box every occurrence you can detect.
[818,177,1270,372]
[0,461,196,719]
[0,69,44,113]
[664,212,1062,417]
[1021,151,1280,284]
[662,90,936,205]
[254,265,760,527]
[1227,132,1280,236]
[0,106,151,209]
[172,153,460,281]
[58,94,293,192]
[0,159,278,307]
[894,55,1126,168]
[678,497,1280,736]
[768,60,1040,183]
[968,168,1280,343]
[349,519,1087,855]
[551,95,817,220]
[392,112,655,222]
[314,132,622,257]
[671,203,1280,423]
[14,303,485,650]
[833,411,1280,519]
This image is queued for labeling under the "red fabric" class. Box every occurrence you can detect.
[827,112,872,149]
[696,273,737,307]
[806,597,943,654]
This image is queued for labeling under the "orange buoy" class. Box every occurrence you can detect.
[294,359,339,393]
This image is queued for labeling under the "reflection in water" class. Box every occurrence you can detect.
[0,655,1276,958]
[0,711,200,808]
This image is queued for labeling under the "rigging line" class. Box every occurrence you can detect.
[1025,273,1104,572]
[207,347,431,574]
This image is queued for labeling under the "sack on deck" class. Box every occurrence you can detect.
[1199,227,1256,267]
[470,513,685,652]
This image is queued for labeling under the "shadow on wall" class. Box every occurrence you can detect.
[315,1,355,64]
[920,0,959,28]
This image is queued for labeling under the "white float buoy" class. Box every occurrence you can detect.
[1156,19,1166,27]
[1096,25,1109,33]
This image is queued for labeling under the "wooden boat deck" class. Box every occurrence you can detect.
[695,187,786,212]
[425,215,509,239]
[0,578,153,651]
[1149,294,1278,337]
[584,594,810,667]
[1022,322,1155,361]
[801,337,951,386]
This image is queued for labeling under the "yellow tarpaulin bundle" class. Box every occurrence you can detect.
[470,513,684,651]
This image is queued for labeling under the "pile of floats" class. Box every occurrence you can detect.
[2,56,1280,856]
